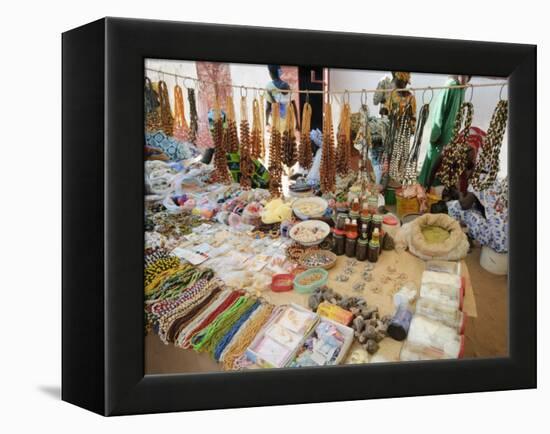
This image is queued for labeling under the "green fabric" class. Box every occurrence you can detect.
[227,152,270,188]
[418,79,465,186]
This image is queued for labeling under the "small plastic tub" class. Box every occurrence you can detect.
[271,274,295,292]
[293,268,328,294]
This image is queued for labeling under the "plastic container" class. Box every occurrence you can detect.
[425,260,461,275]
[333,231,346,256]
[400,340,462,361]
[271,274,295,292]
[420,270,464,310]
[385,186,397,205]
[356,238,369,261]
[396,190,419,218]
[480,245,508,275]
[393,282,418,307]
[415,298,466,333]
[405,315,465,359]
[345,232,358,257]
[294,268,329,294]
[387,304,414,341]
[381,213,399,236]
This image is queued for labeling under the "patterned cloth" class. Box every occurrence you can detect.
[447,177,508,253]
[145,131,199,162]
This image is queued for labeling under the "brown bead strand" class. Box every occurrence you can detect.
[336,102,352,175]
[259,94,266,160]
[187,88,199,143]
[298,102,313,169]
[282,103,297,168]
[250,99,262,160]
[470,99,508,190]
[320,101,336,193]
[157,80,174,136]
[212,100,231,184]
[224,95,239,153]
[239,96,254,189]
[173,84,190,140]
[436,101,474,188]
[268,103,283,197]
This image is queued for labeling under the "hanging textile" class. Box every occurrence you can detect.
[355,104,373,194]
[239,96,254,189]
[320,101,336,193]
[470,99,508,190]
[436,101,474,189]
[418,78,465,186]
[173,84,190,142]
[158,80,174,136]
[336,99,352,176]
[298,101,313,170]
[268,103,283,197]
[402,102,430,186]
[282,103,297,168]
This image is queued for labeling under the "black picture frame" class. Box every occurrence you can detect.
[62,17,536,416]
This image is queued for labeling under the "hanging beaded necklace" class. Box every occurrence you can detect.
[298,101,313,170]
[320,101,336,193]
[173,84,190,141]
[250,98,263,160]
[259,94,266,160]
[402,103,430,186]
[157,80,174,136]
[187,88,199,143]
[239,95,254,189]
[388,101,413,183]
[470,99,508,190]
[268,103,283,197]
[212,97,231,184]
[224,95,239,153]
[282,102,297,168]
[436,101,474,188]
[336,99,352,176]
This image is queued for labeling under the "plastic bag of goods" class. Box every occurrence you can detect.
[420,270,464,310]
[415,298,466,333]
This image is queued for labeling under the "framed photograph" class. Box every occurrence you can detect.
[62,17,536,416]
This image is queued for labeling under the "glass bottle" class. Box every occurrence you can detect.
[368,228,380,262]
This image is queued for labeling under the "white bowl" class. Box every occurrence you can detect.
[289,220,331,246]
[292,196,328,220]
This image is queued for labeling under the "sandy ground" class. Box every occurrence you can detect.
[145,245,508,374]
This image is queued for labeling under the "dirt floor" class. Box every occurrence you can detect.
[145,245,508,374]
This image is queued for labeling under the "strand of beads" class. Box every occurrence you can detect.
[250,98,263,160]
[212,97,231,184]
[336,101,352,176]
[298,102,313,170]
[172,84,190,141]
[470,99,508,190]
[436,101,474,188]
[388,103,413,183]
[224,95,239,153]
[282,103,297,168]
[187,88,199,142]
[403,103,430,186]
[259,94,266,161]
[158,80,174,136]
[320,101,336,193]
[268,102,283,197]
[239,95,254,189]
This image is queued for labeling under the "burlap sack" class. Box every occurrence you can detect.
[396,214,469,261]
